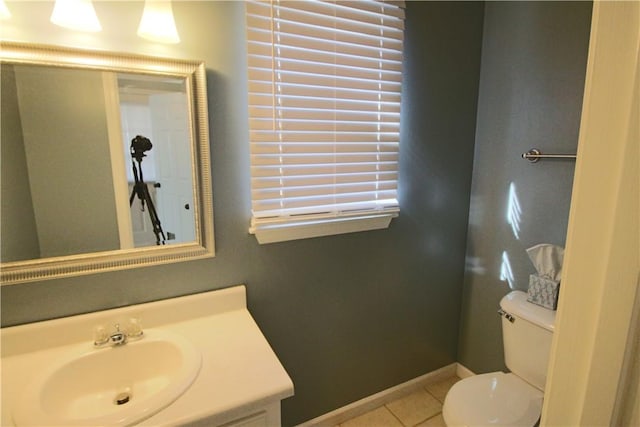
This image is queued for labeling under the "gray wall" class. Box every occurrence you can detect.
[0,2,484,425]
[1,65,40,262]
[1,65,121,261]
[458,1,592,373]
[14,66,121,257]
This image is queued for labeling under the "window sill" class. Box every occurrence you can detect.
[249,211,399,244]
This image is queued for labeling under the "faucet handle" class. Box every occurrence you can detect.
[93,325,109,346]
[126,317,144,339]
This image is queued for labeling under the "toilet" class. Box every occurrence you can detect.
[443,290,556,426]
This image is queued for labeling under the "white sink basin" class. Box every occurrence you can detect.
[13,329,201,427]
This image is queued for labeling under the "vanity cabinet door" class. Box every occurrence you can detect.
[219,412,268,427]
[216,402,282,427]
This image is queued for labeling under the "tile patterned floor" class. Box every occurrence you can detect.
[337,376,461,427]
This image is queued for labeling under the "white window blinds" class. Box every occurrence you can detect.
[247,0,405,243]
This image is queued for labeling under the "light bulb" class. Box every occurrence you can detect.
[137,0,180,44]
[0,0,11,20]
[50,0,102,32]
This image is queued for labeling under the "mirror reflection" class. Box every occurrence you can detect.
[1,64,195,262]
[0,42,214,285]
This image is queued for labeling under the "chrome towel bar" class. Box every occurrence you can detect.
[522,148,577,163]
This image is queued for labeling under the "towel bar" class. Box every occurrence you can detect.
[522,148,577,163]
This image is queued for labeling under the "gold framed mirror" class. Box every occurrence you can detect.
[1,42,214,285]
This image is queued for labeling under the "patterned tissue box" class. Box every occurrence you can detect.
[527,274,560,310]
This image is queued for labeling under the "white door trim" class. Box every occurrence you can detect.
[542,2,640,425]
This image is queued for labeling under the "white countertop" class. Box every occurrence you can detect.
[1,285,294,426]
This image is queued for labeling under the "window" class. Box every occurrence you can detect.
[246,0,405,243]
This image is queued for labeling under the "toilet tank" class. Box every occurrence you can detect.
[500,290,556,391]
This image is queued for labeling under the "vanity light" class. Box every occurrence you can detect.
[137,0,180,44]
[50,0,102,32]
[0,0,11,20]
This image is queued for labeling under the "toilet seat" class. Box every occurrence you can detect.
[442,372,543,427]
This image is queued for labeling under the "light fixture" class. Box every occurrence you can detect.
[0,0,12,20]
[50,0,102,32]
[137,0,180,44]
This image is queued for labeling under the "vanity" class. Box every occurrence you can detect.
[1,31,291,427]
[2,18,291,427]
[0,285,294,426]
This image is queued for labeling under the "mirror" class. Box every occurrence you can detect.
[1,42,214,285]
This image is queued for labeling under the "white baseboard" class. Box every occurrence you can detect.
[456,363,475,379]
[297,363,460,427]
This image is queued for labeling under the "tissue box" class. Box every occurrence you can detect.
[527,274,560,310]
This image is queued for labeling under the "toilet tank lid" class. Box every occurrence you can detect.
[500,291,556,332]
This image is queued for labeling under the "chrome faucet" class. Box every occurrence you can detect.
[94,319,143,348]
[109,324,127,346]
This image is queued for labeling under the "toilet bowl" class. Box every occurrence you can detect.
[442,291,556,427]
[442,372,542,427]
